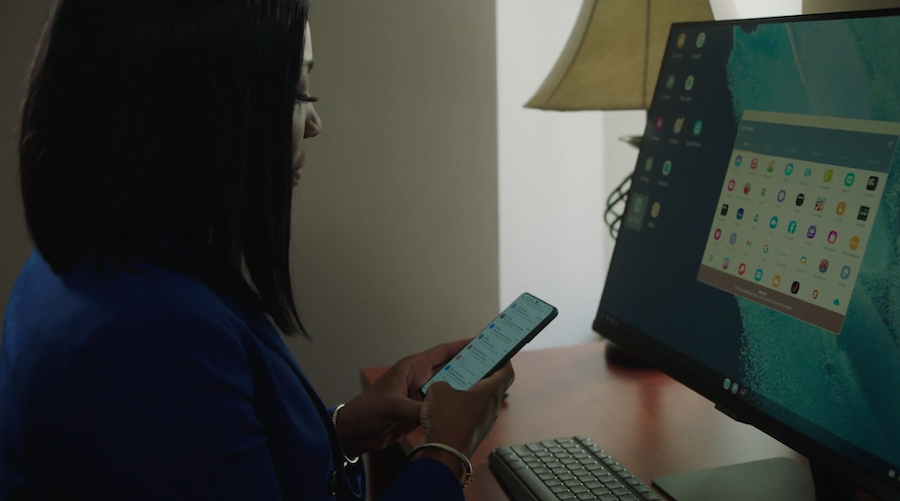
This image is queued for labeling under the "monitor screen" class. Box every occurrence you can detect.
[595,9,900,498]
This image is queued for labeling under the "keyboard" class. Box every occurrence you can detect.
[489,436,662,501]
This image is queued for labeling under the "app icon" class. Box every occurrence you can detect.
[736,208,744,220]
[800,256,807,264]
[836,202,846,216]
[456,355,462,360]
[738,263,747,276]
[731,382,740,395]
[815,197,825,211]
[769,216,778,229]
[824,169,834,182]
[849,236,860,250]
[645,157,654,172]
[754,269,763,282]
[804,168,812,177]
[721,204,729,216]
[696,32,706,47]
[785,163,794,176]
[841,266,851,280]
[812,290,819,299]
[867,176,879,191]
[729,233,737,245]
[753,214,759,223]
[745,240,752,248]
[677,33,686,48]
[728,179,736,191]
[723,378,732,390]
[761,188,767,197]
[791,281,800,294]
[744,183,751,195]
[819,259,829,273]
[777,190,786,203]
[666,75,676,90]
[787,221,797,234]
[845,172,855,187]
[828,231,837,244]
[663,160,672,176]
[634,197,644,212]
[709,254,714,263]
[723,258,730,270]
[858,206,870,221]
[750,158,759,170]
[772,275,782,288]
[834,299,841,306]
[807,226,817,239]
[796,194,805,206]
[767,161,775,173]
[651,202,661,218]
[714,228,722,240]
[488,324,494,329]
[763,244,770,254]
[685,75,695,91]
[656,117,665,130]
[693,120,703,136]
[674,117,685,133]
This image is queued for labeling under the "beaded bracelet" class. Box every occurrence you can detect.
[408,442,474,488]
[330,404,360,465]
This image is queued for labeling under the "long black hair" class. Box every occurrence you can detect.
[19,0,309,336]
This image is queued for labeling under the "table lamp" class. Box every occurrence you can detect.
[526,0,714,239]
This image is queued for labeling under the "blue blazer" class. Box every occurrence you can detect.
[0,251,463,501]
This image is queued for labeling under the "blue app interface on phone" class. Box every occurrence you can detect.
[422,293,554,393]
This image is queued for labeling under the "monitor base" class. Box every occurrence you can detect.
[604,340,656,369]
[653,457,855,501]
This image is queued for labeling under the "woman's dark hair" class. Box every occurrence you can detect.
[19,0,309,336]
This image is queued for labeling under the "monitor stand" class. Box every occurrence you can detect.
[653,457,857,501]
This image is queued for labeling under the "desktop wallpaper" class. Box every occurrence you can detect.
[599,13,900,480]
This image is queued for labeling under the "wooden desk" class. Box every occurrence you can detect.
[361,341,807,500]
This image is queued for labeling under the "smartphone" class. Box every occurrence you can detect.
[421,292,558,395]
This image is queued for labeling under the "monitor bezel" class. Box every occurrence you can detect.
[594,8,900,501]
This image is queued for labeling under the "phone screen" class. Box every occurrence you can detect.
[421,293,557,394]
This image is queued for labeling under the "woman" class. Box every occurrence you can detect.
[0,1,513,500]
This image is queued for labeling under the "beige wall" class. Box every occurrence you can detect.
[0,1,500,405]
[286,1,499,404]
[0,1,48,342]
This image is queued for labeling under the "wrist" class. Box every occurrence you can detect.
[412,448,467,480]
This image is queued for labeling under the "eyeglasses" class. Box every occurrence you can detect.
[296,93,319,103]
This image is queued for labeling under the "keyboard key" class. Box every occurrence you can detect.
[528,443,547,452]
[609,465,625,473]
[548,447,565,454]
[538,473,555,481]
[556,438,576,444]
[604,481,624,490]
[508,462,563,501]
[512,445,533,457]
[626,478,642,486]
[576,493,598,501]
[565,479,583,488]
[612,487,630,496]
[552,467,568,475]
[585,481,604,489]
[508,459,527,469]
[573,453,591,459]
[532,467,550,475]
[558,494,576,501]
[585,463,604,471]
[601,458,617,465]
[535,450,551,457]
[570,486,589,494]
[620,496,639,501]
[561,458,578,465]
[541,440,558,448]
[568,463,585,472]
[634,486,651,494]
[591,488,611,496]
[545,479,562,487]
[551,485,569,493]
[599,495,618,501]
[577,474,595,483]
[525,460,542,467]
[642,494,661,501]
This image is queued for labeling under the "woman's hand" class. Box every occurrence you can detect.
[334,339,473,458]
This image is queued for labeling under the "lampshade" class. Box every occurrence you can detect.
[526,0,714,111]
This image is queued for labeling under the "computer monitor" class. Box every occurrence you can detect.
[594,9,900,501]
